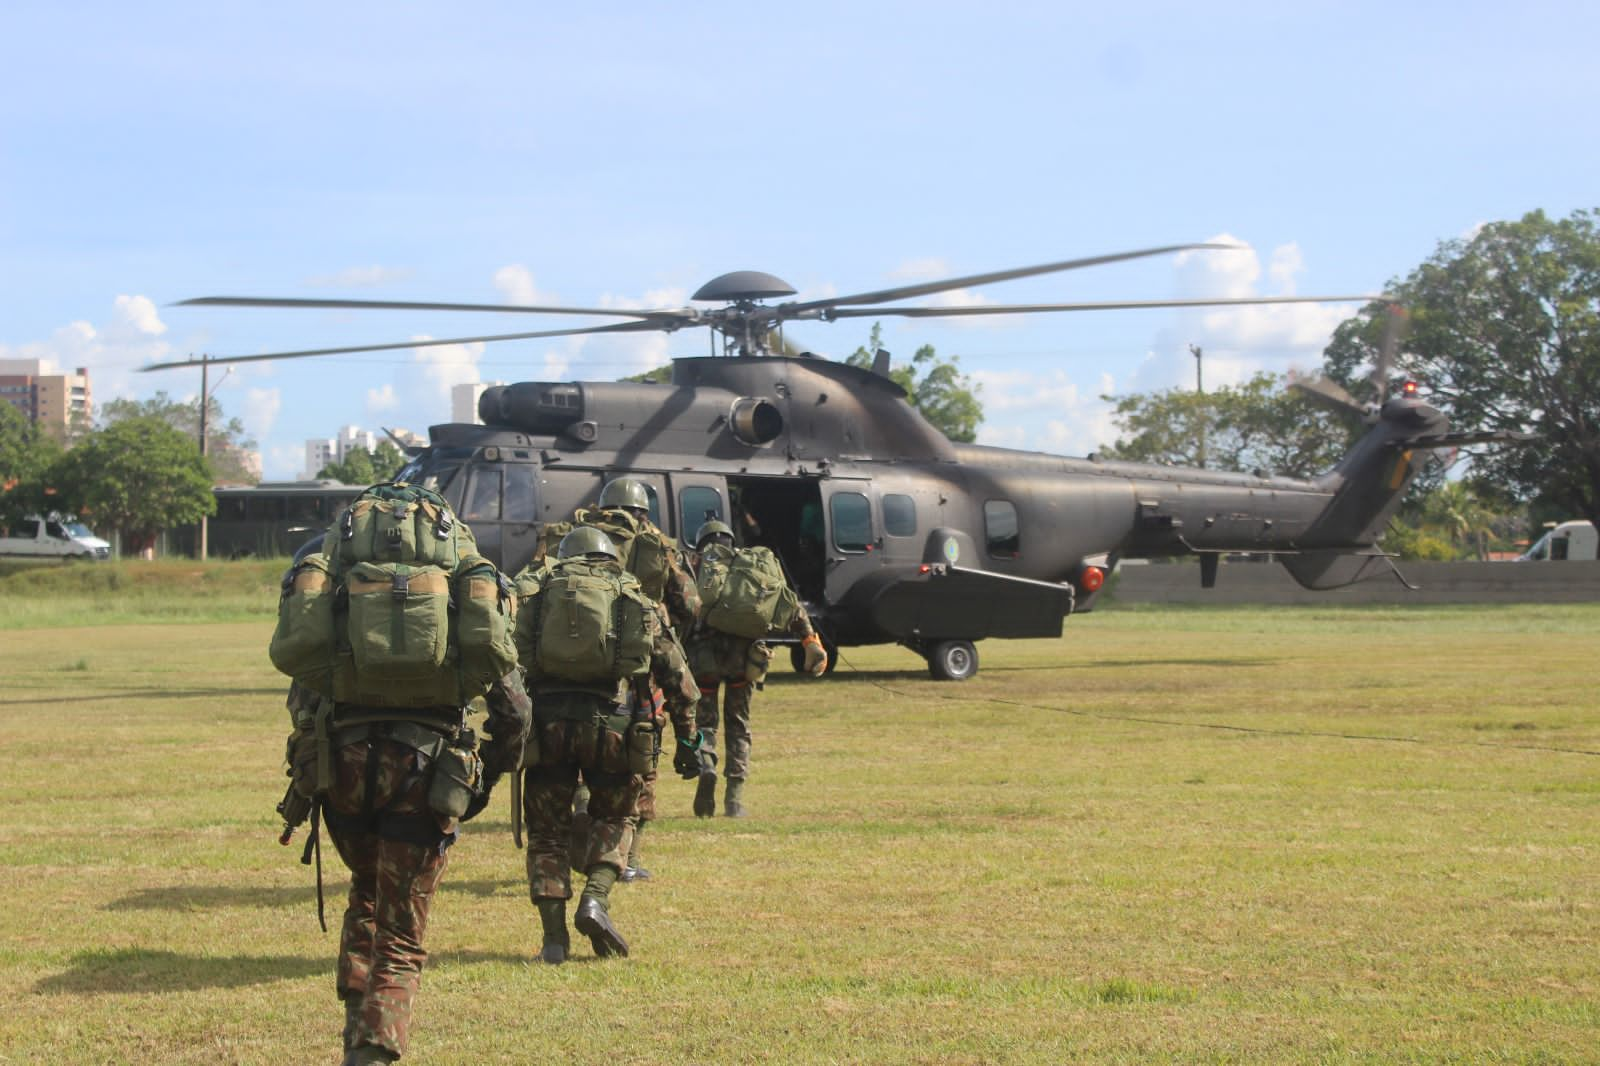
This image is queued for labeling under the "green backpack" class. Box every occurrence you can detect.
[515,558,654,686]
[268,482,519,708]
[570,506,673,602]
[696,544,799,639]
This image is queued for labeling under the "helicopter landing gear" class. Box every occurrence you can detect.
[925,640,978,681]
[789,636,838,675]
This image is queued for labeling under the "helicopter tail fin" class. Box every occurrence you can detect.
[1277,395,1449,590]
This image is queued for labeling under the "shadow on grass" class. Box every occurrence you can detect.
[0,686,288,707]
[107,877,525,912]
[769,657,1277,685]
[34,946,546,995]
[34,948,324,994]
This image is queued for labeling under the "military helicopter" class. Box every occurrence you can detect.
[150,243,1517,679]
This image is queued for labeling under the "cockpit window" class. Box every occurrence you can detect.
[463,468,503,521]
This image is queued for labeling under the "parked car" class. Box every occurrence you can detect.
[1516,520,1598,562]
[0,514,112,561]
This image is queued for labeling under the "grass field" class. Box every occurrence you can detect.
[1,574,1596,1063]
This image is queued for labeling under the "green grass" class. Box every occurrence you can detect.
[0,558,286,627]
[0,599,1596,1063]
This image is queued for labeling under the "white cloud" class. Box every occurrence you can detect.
[366,383,399,413]
[0,295,175,411]
[972,367,1120,456]
[494,264,562,306]
[242,387,281,438]
[306,265,413,288]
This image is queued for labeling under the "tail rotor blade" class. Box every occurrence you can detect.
[1288,369,1362,415]
[1369,304,1407,404]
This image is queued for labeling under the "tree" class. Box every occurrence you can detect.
[847,324,984,443]
[101,391,260,485]
[1099,372,1356,479]
[57,416,215,554]
[317,442,406,485]
[0,401,65,528]
[1324,208,1600,537]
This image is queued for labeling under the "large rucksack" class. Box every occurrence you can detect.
[268,482,519,708]
[540,506,673,601]
[514,558,654,686]
[696,543,799,639]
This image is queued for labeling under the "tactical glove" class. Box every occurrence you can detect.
[461,768,501,822]
[671,733,702,779]
[802,634,828,676]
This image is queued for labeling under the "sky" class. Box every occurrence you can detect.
[3,1,1597,480]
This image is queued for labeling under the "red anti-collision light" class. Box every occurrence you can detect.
[1401,380,1419,396]
[1079,565,1105,592]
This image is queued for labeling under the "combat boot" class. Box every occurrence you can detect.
[574,896,630,958]
[724,777,747,818]
[693,769,717,818]
[341,1045,397,1066]
[340,996,363,1052]
[536,898,570,965]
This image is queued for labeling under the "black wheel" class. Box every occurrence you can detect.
[927,640,978,681]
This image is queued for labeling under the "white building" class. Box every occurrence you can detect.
[452,381,504,424]
[301,425,382,479]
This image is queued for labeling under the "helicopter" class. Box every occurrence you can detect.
[148,243,1525,679]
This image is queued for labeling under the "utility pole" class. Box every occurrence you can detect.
[195,355,230,561]
[1189,343,1206,469]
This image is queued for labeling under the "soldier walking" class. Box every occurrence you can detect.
[686,520,827,818]
[515,527,702,963]
[271,486,529,1066]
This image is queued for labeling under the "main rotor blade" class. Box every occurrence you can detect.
[1411,429,1540,449]
[176,295,688,320]
[822,293,1383,319]
[780,243,1242,315]
[139,318,679,372]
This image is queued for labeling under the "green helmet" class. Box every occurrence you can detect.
[557,526,619,560]
[599,478,650,513]
[696,519,734,549]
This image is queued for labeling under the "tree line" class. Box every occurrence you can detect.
[5,208,1595,559]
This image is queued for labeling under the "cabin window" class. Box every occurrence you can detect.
[504,465,537,522]
[882,494,917,537]
[464,469,503,521]
[642,483,662,528]
[1551,534,1569,561]
[830,491,873,552]
[45,519,68,539]
[679,486,725,543]
[17,518,39,538]
[984,500,1020,558]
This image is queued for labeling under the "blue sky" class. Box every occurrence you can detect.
[3,1,1596,479]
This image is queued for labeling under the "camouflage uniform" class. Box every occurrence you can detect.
[570,503,700,879]
[306,673,530,1063]
[687,604,817,807]
[519,570,699,959]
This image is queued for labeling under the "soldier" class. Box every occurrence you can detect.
[272,497,529,1066]
[566,477,700,882]
[686,520,827,818]
[516,527,702,963]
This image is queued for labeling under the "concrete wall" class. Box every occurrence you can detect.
[1107,559,1600,606]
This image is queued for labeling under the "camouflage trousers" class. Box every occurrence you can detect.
[695,674,754,780]
[323,735,455,1060]
[524,762,642,898]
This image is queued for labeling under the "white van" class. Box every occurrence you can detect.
[1516,520,1598,562]
[0,514,112,561]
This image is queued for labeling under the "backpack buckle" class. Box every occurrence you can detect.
[340,510,354,541]
[435,513,454,540]
[391,573,410,600]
